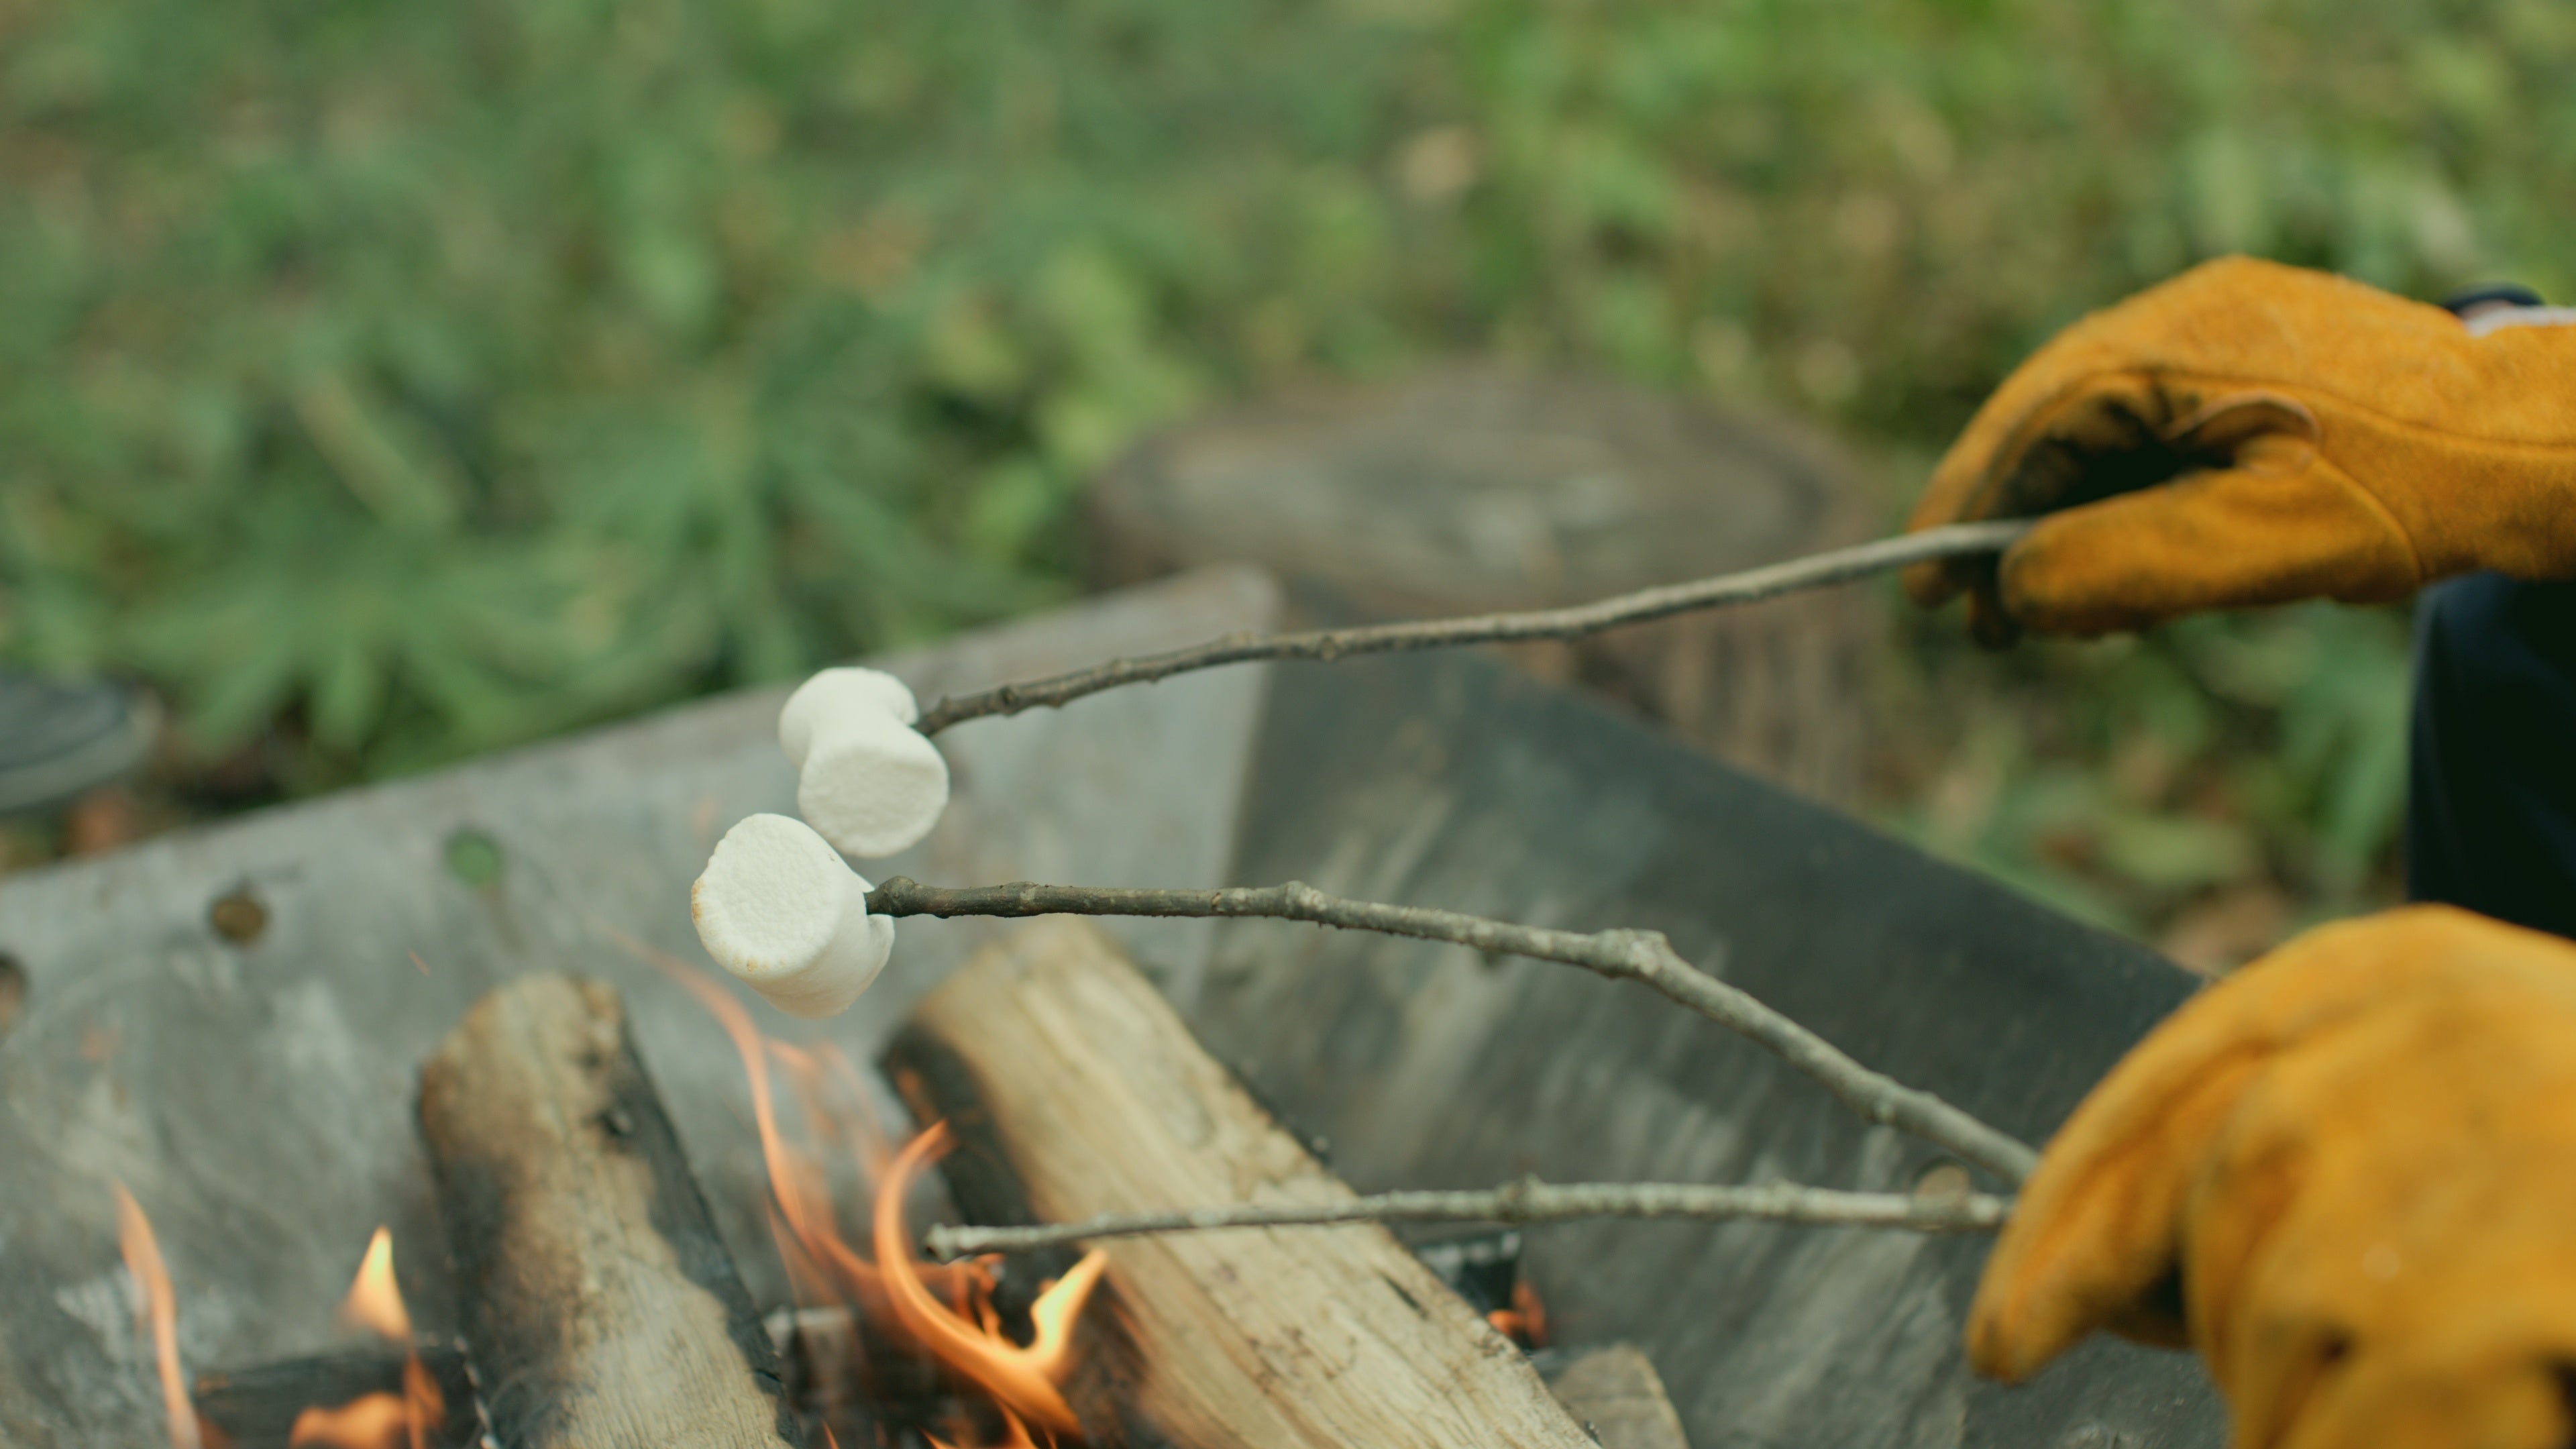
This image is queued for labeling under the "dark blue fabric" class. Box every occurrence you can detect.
[2406,572,2576,939]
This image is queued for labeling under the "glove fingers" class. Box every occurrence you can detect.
[1906,374,2184,610]
[1904,400,2025,608]
[2200,984,2576,1449]
[1970,912,2479,1381]
[1968,1056,2261,1380]
[1998,441,2416,635]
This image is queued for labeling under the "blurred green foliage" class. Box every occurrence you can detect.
[2,0,2568,923]
[1874,590,2417,949]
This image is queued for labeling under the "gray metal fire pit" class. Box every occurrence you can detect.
[0,567,2221,1448]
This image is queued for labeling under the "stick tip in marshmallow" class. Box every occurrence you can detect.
[692,812,894,1019]
[778,667,949,859]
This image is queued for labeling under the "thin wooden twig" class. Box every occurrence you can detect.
[922,1177,2011,1260]
[865,877,2041,1183]
[914,521,2029,734]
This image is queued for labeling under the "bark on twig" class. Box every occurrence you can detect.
[924,1177,2010,1259]
[867,877,2041,1183]
[914,522,2028,735]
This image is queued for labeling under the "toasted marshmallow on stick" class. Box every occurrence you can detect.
[692,813,895,1018]
[778,667,950,859]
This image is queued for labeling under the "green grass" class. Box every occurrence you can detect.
[5,0,2569,930]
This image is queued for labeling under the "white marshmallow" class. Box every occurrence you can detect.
[780,666,918,757]
[692,813,896,1018]
[777,667,949,859]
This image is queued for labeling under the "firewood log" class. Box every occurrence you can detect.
[884,918,1596,1449]
[1543,1344,1692,1449]
[192,1346,476,1449]
[416,975,804,1448]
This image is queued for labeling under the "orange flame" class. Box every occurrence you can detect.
[647,946,898,1303]
[113,1183,204,1449]
[927,1404,1042,1449]
[616,931,979,1306]
[290,1228,443,1449]
[1486,1279,1550,1349]
[337,1228,411,1341]
[875,1126,1106,1437]
[612,926,1110,1443]
[772,1041,895,1201]
[289,1396,407,1449]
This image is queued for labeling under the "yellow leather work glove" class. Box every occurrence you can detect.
[1971,906,2576,1448]
[1906,257,2576,642]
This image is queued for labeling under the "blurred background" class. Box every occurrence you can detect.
[2,0,2567,967]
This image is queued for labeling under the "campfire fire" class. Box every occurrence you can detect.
[659,949,1110,1447]
[118,955,1104,1449]
[290,1227,445,1449]
[113,1185,445,1449]
[874,1126,1108,1438]
[111,946,1564,1449]
[113,1183,203,1449]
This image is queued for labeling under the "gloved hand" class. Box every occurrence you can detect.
[1905,257,2576,642]
[1970,906,2576,1448]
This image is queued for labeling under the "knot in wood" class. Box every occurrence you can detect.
[1587,929,1668,975]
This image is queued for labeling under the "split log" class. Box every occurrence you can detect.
[1542,1344,1692,1449]
[417,974,805,1448]
[1085,370,1876,802]
[883,917,1596,1449]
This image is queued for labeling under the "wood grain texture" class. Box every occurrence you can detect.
[888,917,1595,1449]
[1543,1345,1690,1449]
[417,975,803,1448]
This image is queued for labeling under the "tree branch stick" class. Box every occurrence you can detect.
[865,877,2041,1183]
[915,521,2028,734]
[922,1177,2010,1259]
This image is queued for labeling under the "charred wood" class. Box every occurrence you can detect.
[416,974,805,1448]
[191,1346,476,1449]
[883,918,1597,1449]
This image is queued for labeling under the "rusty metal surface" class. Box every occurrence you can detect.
[0,568,1279,1448]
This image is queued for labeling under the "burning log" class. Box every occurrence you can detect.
[192,1347,476,1449]
[416,974,806,1448]
[883,918,1597,1449]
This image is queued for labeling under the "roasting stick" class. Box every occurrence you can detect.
[865,877,2042,1183]
[913,520,2031,735]
[925,1178,2010,1260]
